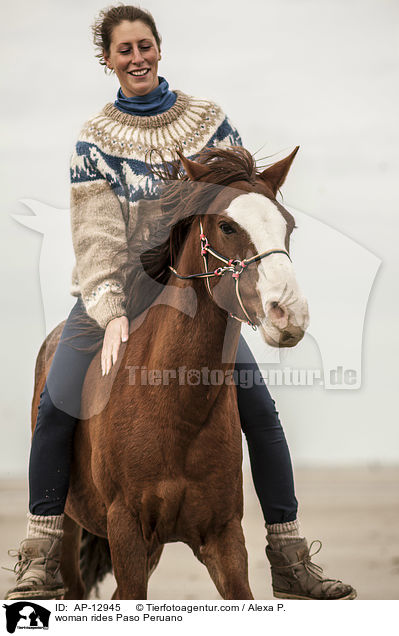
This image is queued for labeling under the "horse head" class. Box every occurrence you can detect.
[176,146,310,347]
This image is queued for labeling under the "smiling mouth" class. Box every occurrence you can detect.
[128,68,150,77]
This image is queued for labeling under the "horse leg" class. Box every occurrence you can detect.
[148,544,164,578]
[107,503,148,599]
[61,514,86,599]
[197,518,253,600]
[110,546,163,598]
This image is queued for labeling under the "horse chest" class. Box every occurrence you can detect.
[137,470,243,546]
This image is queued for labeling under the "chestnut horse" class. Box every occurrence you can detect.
[31,146,309,599]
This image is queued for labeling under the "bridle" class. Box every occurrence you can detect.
[169,219,291,330]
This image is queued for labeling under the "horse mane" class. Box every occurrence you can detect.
[123,146,258,316]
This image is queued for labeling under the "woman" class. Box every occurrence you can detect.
[5,5,355,601]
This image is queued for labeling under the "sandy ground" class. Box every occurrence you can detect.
[1,467,398,600]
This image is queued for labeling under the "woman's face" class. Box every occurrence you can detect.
[104,20,161,97]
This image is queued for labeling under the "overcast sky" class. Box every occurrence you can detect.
[1,0,398,476]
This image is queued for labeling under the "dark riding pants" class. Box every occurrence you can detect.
[29,297,298,524]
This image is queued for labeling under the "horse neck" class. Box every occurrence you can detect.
[157,218,242,368]
[130,220,242,430]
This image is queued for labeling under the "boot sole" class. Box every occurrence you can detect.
[5,588,65,601]
[274,590,357,600]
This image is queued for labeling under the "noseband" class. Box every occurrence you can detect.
[169,219,291,330]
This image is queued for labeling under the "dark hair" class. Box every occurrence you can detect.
[92,4,162,72]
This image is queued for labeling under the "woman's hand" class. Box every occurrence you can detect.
[101,316,129,376]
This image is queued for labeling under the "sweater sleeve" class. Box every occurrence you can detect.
[70,142,128,329]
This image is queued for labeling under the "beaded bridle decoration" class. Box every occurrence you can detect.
[169,219,291,330]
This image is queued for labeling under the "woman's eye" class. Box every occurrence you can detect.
[119,45,151,54]
[219,222,235,235]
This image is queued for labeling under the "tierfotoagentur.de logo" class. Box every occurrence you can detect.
[3,602,51,633]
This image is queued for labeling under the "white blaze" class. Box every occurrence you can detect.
[226,192,309,337]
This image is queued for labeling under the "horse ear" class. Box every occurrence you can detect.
[176,150,211,181]
[259,146,299,196]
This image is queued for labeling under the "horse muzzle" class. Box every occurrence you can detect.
[260,298,309,348]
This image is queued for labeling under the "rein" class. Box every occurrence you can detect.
[169,219,291,330]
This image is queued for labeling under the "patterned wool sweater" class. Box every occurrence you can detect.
[69,89,242,329]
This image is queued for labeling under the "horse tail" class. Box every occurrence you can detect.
[80,529,112,597]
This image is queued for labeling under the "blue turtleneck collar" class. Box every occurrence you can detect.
[114,76,177,116]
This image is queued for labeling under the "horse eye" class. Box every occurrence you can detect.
[219,222,236,235]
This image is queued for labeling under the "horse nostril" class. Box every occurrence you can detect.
[281,331,293,343]
[267,301,289,330]
[269,301,285,320]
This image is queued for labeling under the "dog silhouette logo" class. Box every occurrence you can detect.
[3,602,50,633]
